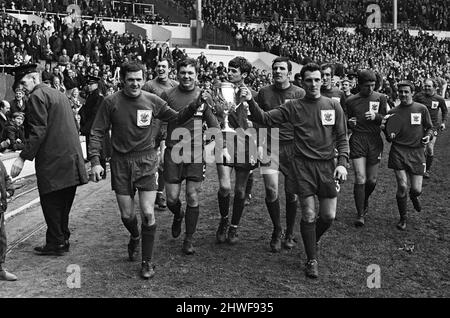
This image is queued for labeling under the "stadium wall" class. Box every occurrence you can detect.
[0,73,15,101]
[7,13,44,25]
[133,23,172,42]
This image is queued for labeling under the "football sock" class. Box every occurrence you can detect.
[364,181,377,210]
[245,172,254,195]
[218,192,230,218]
[141,223,156,262]
[231,196,246,226]
[353,183,365,216]
[121,215,140,238]
[285,199,298,236]
[157,168,165,192]
[316,217,333,242]
[185,206,200,236]
[266,198,282,234]
[167,200,182,219]
[426,155,434,171]
[300,220,317,261]
[396,195,408,220]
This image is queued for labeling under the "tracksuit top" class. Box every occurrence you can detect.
[142,78,179,144]
[254,84,306,144]
[413,92,448,128]
[248,95,349,165]
[89,90,197,164]
[321,86,347,114]
[345,91,388,134]
[387,102,433,149]
[142,78,179,97]
[161,85,220,150]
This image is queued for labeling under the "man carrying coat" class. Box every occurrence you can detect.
[10,64,88,256]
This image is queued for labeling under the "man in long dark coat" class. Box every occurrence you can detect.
[10,64,88,256]
[79,75,111,178]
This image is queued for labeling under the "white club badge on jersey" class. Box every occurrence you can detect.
[137,109,152,127]
[431,101,439,109]
[411,113,421,125]
[321,110,335,126]
[369,101,380,113]
[195,103,205,117]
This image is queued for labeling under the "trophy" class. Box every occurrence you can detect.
[215,82,238,133]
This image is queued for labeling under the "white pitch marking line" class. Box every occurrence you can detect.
[5,197,40,221]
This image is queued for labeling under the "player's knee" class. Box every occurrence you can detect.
[355,174,366,184]
[285,192,297,203]
[186,193,199,207]
[166,197,179,208]
[120,213,135,222]
[264,188,278,202]
[366,178,377,186]
[396,186,407,198]
[218,185,231,197]
[141,212,155,226]
[234,187,246,200]
[301,209,316,223]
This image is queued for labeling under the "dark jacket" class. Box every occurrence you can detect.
[5,123,26,151]
[20,83,88,195]
[9,99,26,117]
[0,114,8,140]
[79,89,104,136]
[0,161,14,213]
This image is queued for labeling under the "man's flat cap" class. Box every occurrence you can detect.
[12,63,38,89]
[86,75,101,84]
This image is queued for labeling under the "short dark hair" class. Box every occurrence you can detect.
[120,62,145,79]
[228,57,252,76]
[397,80,414,91]
[424,78,437,88]
[156,58,171,67]
[176,58,198,73]
[272,57,292,72]
[320,63,335,76]
[300,63,321,80]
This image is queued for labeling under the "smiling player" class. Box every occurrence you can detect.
[245,63,349,279]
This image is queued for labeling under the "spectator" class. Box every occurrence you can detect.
[41,43,54,63]
[68,87,83,132]
[172,44,184,66]
[52,65,64,83]
[64,68,80,93]
[197,52,208,70]
[4,112,25,151]
[0,101,11,152]
[42,63,53,85]
[52,76,66,94]
[9,87,26,117]
[58,48,71,65]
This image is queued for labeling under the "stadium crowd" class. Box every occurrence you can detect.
[0,0,448,102]
[178,0,449,30]
[1,0,168,24]
[0,1,449,107]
